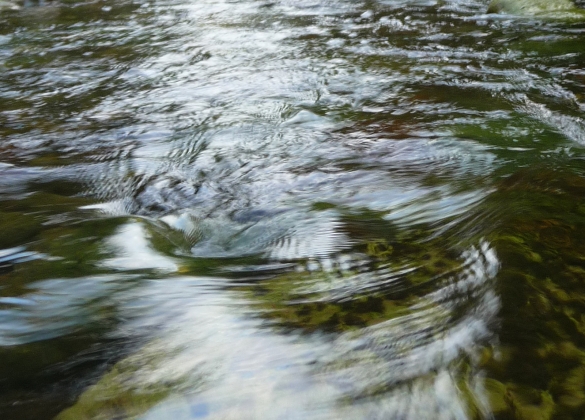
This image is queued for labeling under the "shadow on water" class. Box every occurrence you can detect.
[1,0,585,418]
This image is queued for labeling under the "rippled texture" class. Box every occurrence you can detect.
[1,0,585,418]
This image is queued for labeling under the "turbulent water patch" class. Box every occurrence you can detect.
[1,0,585,418]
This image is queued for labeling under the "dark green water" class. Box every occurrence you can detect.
[1,0,585,418]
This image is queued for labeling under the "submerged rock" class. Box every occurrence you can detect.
[55,347,172,420]
[0,0,19,10]
[487,0,585,18]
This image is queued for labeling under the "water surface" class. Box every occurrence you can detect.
[1,0,585,418]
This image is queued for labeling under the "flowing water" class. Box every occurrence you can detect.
[1,0,585,418]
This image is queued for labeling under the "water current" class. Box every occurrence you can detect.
[1,0,585,418]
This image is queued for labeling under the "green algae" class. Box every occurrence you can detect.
[55,343,175,420]
[250,272,411,333]
[236,214,467,334]
[483,378,510,417]
[0,211,41,248]
[464,167,585,419]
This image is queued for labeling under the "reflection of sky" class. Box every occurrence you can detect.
[0,221,178,346]
[102,222,179,272]
[0,163,44,196]
[0,274,128,346]
[96,240,500,420]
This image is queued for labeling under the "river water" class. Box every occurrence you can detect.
[1,0,585,418]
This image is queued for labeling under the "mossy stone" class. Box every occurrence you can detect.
[56,345,173,420]
[487,0,585,19]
